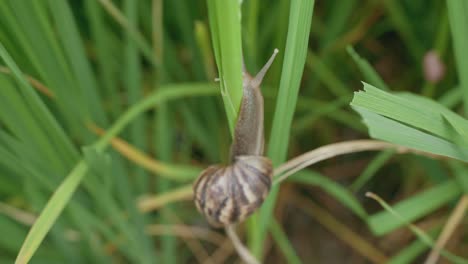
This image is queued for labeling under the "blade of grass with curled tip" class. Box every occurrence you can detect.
[292,193,389,264]
[206,0,243,134]
[366,180,461,236]
[15,84,217,264]
[366,192,467,264]
[388,228,440,264]
[252,0,315,258]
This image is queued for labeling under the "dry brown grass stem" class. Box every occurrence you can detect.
[138,184,193,212]
[424,195,468,264]
[274,140,439,184]
[0,202,36,225]
[225,225,260,264]
[0,66,55,98]
[145,224,225,244]
[291,193,389,263]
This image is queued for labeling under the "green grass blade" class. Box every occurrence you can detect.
[351,83,468,153]
[15,161,88,264]
[346,46,389,90]
[85,0,122,118]
[7,1,87,137]
[438,86,462,108]
[48,0,107,125]
[306,51,350,97]
[447,0,468,115]
[350,149,395,191]
[206,0,243,134]
[97,0,158,67]
[0,42,78,164]
[388,228,439,264]
[368,192,467,264]
[289,171,368,219]
[367,180,461,235]
[382,0,424,61]
[123,0,147,192]
[354,107,468,161]
[253,1,315,257]
[270,220,303,264]
[15,83,217,264]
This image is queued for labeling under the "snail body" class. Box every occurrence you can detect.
[194,50,279,227]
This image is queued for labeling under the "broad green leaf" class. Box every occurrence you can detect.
[352,83,468,143]
[354,107,468,161]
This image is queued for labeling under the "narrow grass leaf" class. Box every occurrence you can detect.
[48,0,107,125]
[123,0,147,192]
[254,0,315,258]
[346,46,388,90]
[382,0,424,61]
[85,0,122,118]
[206,0,243,133]
[447,0,468,115]
[0,42,78,165]
[367,192,467,263]
[289,171,368,219]
[388,228,439,264]
[15,161,88,264]
[306,51,349,97]
[97,0,158,67]
[15,84,217,263]
[270,220,303,264]
[367,180,461,235]
[351,150,395,191]
[438,86,462,108]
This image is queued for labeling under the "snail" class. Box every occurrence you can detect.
[193,49,279,227]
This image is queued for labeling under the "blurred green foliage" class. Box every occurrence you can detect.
[0,0,467,263]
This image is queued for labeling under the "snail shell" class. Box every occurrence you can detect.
[193,155,272,227]
[193,49,278,227]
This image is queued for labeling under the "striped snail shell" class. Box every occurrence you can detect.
[193,156,272,227]
[193,49,278,227]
